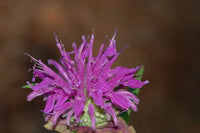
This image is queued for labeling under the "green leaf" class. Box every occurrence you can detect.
[119,67,145,125]
[22,83,37,89]
[119,109,131,125]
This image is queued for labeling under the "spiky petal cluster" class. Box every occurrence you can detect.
[26,33,148,130]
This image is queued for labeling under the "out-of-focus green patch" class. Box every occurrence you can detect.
[22,83,37,89]
[119,67,144,125]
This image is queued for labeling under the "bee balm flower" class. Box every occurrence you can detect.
[26,32,148,131]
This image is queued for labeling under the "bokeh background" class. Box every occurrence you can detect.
[0,0,200,133]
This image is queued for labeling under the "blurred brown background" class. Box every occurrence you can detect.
[0,0,200,133]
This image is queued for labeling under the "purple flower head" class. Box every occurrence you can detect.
[26,32,148,131]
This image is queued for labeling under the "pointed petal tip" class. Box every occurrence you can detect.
[91,28,95,39]
[24,52,29,56]
[130,104,138,112]
[136,66,143,70]
[53,32,57,38]
[144,80,149,84]
[135,99,140,105]
[118,45,130,54]
[26,81,34,89]
[56,42,61,49]
[112,28,118,40]
[53,32,59,43]
[82,35,86,41]
[24,53,34,59]
[27,95,32,101]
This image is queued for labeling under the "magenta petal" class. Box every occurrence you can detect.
[48,59,72,84]
[88,104,96,131]
[32,69,52,82]
[86,34,94,77]
[89,89,103,107]
[54,94,68,109]
[27,88,49,101]
[108,75,123,88]
[52,102,74,125]
[43,95,55,113]
[104,104,118,126]
[93,78,110,92]
[105,92,130,110]
[66,110,73,126]
[38,60,70,88]
[122,78,149,88]
[108,67,141,88]
[129,101,138,112]
[73,95,85,119]
[32,78,52,91]
[109,67,137,77]
[117,90,139,104]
